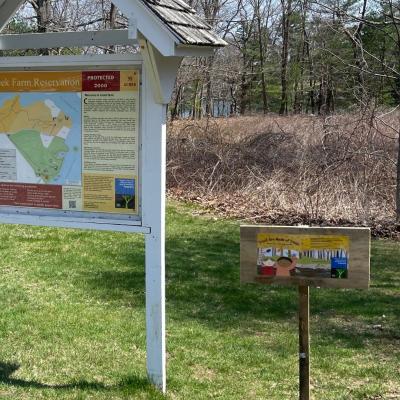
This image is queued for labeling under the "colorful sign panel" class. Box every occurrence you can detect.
[241,226,370,289]
[0,70,139,215]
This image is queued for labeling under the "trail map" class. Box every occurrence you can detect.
[0,70,139,215]
[0,93,81,185]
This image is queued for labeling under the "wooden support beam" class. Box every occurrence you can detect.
[141,70,168,393]
[113,0,177,56]
[0,53,142,69]
[0,29,137,51]
[140,40,182,104]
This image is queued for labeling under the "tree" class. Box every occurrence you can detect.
[279,0,293,115]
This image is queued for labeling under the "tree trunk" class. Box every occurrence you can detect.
[205,57,214,117]
[397,126,400,221]
[240,48,249,114]
[240,73,249,115]
[171,84,183,121]
[280,0,292,115]
[198,84,204,119]
[293,0,307,114]
[256,12,268,113]
[107,4,118,53]
[35,0,51,55]
[191,80,199,120]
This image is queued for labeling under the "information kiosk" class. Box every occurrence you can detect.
[0,0,226,392]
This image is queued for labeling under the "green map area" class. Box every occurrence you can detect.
[9,130,69,182]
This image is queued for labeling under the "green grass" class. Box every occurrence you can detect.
[0,201,399,399]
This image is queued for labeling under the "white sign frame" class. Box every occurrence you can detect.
[0,54,147,233]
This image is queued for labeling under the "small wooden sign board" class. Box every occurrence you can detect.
[241,225,370,289]
[240,225,371,400]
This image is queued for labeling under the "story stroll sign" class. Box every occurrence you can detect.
[241,225,371,400]
[241,226,370,289]
[0,0,226,393]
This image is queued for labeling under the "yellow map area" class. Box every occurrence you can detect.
[0,95,72,135]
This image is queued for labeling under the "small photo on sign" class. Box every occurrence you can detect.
[115,178,135,210]
[257,234,349,279]
[331,257,348,279]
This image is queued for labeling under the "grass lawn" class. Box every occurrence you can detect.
[0,201,399,399]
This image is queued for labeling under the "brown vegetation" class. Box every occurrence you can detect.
[167,113,400,238]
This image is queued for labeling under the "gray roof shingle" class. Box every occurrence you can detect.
[141,0,226,47]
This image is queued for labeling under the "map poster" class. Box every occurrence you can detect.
[241,226,370,289]
[0,69,139,215]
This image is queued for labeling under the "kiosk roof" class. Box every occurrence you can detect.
[141,0,226,47]
[0,0,226,48]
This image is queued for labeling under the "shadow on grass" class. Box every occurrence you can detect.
[0,361,106,390]
[81,212,400,347]
[0,361,164,397]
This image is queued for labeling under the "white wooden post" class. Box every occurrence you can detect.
[141,70,167,392]
[140,39,182,392]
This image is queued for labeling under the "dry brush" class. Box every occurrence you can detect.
[167,112,399,238]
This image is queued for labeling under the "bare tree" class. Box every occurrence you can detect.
[279,0,293,115]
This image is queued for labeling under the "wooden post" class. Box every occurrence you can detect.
[142,70,167,393]
[141,41,182,393]
[299,285,310,400]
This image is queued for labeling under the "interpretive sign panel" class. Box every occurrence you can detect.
[241,226,370,289]
[0,69,139,216]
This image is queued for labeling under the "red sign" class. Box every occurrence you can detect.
[0,183,62,209]
[82,71,120,91]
